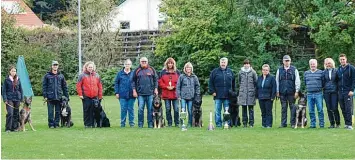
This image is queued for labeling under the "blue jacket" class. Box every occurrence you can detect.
[256,74,276,100]
[42,71,69,101]
[323,68,338,94]
[114,68,134,99]
[2,76,23,102]
[304,69,324,93]
[337,64,355,94]
[208,67,235,99]
[131,65,158,96]
[278,66,297,94]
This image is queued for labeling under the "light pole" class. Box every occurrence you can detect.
[78,0,82,74]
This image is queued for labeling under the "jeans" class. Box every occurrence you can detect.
[48,100,61,128]
[138,95,153,128]
[338,93,353,126]
[214,99,229,127]
[323,93,340,126]
[259,99,273,127]
[280,94,296,127]
[181,99,193,127]
[242,105,254,126]
[5,101,20,131]
[307,93,324,127]
[119,98,136,127]
[165,99,179,126]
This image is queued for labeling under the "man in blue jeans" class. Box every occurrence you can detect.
[337,54,355,130]
[304,59,324,128]
[209,57,236,127]
[131,57,158,128]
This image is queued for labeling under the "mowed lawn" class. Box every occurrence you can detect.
[1,95,355,159]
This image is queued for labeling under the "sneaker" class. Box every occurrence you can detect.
[344,125,349,129]
[5,130,11,133]
[291,125,295,128]
[249,125,254,128]
[346,126,353,130]
[50,126,55,129]
[130,125,134,128]
[335,124,340,128]
[328,125,335,129]
[266,126,272,129]
[278,125,287,128]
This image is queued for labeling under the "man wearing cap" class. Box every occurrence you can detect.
[42,61,69,128]
[275,55,301,128]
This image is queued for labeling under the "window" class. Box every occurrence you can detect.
[158,20,165,29]
[1,2,26,14]
[120,21,130,29]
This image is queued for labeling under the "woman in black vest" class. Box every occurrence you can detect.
[2,66,23,133]
[256,64,276,128]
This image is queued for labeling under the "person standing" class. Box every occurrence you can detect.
[158,58,180,127]
[304,59,324,128]
[42,61,69,128]
[209,57,236,127]
[131,57,158,128]
[76,61,103,128]
[256,64,276,128]
[176,62,201,127]
[323,58,340,128]
[114,59,136,128]
[275,55,301,128]
[337,54,355,130]
[237,59,257,128]
[2,66,23,132]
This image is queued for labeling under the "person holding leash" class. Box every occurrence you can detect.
[76,61,103,128]
[209,57,236,128]
[176,62,201,127]
[42,61,69,129]
[2,65,23,133]
[158,58,180,127]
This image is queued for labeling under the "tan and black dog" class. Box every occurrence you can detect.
[18,96,36,132]
[152,94,165,128]
[192,94,203,127]
[295,92,307,129]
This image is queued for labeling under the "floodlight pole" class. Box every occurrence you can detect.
[78,0,82,75]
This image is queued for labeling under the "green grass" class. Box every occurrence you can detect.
[2,96,355,159]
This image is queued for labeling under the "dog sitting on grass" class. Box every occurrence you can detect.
[18,96,36,132]
[152,94,165,128]
[294,92,307,129]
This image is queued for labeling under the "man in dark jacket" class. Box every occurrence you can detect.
[209,57,236,127]
[131,57,158,128]
[42,61,69,128]
[337,54,355,130]
[276,55,301,128]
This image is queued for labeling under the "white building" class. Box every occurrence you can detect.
[109,0,165,32]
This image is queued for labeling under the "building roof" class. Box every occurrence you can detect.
[1,0,44,28]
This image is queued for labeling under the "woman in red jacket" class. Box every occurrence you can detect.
[158,58,180,127]
[76,61,103,128]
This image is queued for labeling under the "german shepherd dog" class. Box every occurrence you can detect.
[19,96,36,131]
[60,96,74,128]
[153,94,165,128]
[192,94,203,127]
[228,90,241,127]
[93,99,110,128]
[294,92,307,129]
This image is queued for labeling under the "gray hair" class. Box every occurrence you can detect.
[309,59,317,65]
[140,57,148,62]
[220,57,228,62]
[124,59,132,65]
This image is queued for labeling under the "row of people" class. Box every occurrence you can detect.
[2,54,354,130]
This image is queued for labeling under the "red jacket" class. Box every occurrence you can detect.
[158,69,180,99]
[76,71,103,99]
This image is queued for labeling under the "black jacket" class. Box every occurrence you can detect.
[337,64,355,94]
[256,74,276,100]
[208,67,236,99]
[2,76,23,102]
[131,65,158,96]
[42,71,69,101]
[323,68,338,94]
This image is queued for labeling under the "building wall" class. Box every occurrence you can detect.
[110,0,165,32]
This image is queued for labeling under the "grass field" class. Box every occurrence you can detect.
[1,95,355,159]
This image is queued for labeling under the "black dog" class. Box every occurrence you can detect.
[295,92,307,128]
[152,94,165,128]
[60,96,74,128]
[93,99,110,128]
[192,94,203,127]
[228,90,241,127]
